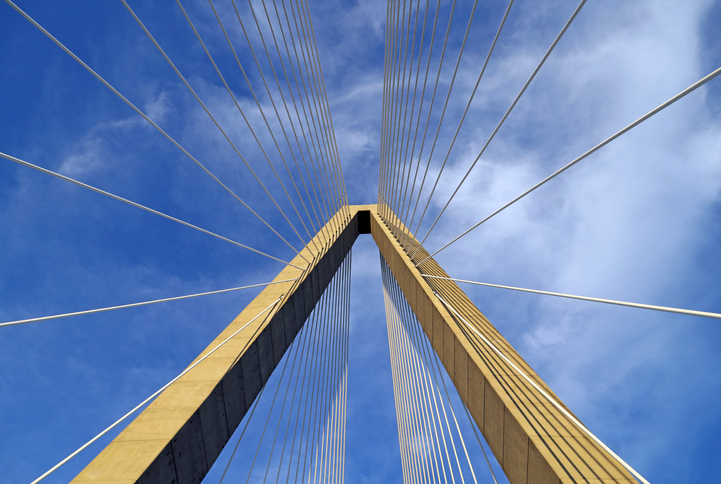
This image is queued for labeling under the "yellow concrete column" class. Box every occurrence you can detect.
[370,207,636,484]
[72,207,361,484]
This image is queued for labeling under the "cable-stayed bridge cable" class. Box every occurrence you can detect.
[395,0,439,246]
[236,0,324,237]
[400,0,480,244]
[0,279,296,328]
[301,0,351,219]
[412,0,588,257]
[386,0,418,234]
[401,0,458,242]
[284,0,345,224]
[378,0,397,218]
[400,0,515,249]
[382,255,489,483]
[259,0,328,235]
[0,152,302,269]
[424,275,721,320]
[120,0,312,255]
[417,64,721,265]
[286,0,341,221]
[396,0,443,245]
[201,0,321,249]
[251,0,328,234]
[274,0,337,226]
[4,0,310,263]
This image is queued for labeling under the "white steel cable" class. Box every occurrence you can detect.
[120,0,312,256]
[0,151,302,269]
[219,295,315,484]
[3,0,305,262]
[299,2,352,234]
[379,0,398,220]
[284,0,344,225]
[243,306,310,484]
[290,292,325,483]
[424,275,721,320]
[399,0,481,244]
[30,296,283,484]
[275,0,337,225]
[417,63,721,265]
[384,0,407,226]
[338,254,351,484]
[261,19,331,242]
[411,0,583,257]
[298,265,339,483]
[271,285,323,484]
[302,0,351,215]
[391,0,425,228]
[392,273,441,484]
[459,403,499,484]
[183,0,321,252]
[391,285,430,484]
[397,0,444,240]
[313,259,342,484]
[252,0,328,233]
[284,282,326,484]
[389,274,461,484]
[385,259,492,484]
[400,0,514,250]
[310,262,344,484]
[383,260,447,484]
[399,297,441,484]
[304,281,332,484]
[412,284,495,484]
[408,304,478,484]
[386,0,418,231]
[387,0,416,234]
[303,249,335,483]
[244,254,345,483]
[382,0,404,224]
[294,0,349,222]
[406,309,446,484]
[332,254,351,483]
[0,279,295,328]
[286,0,342,222]
[387,269,448,482]
[234,0,323,236]
[381,263,414,483]
[394,0,437,245]
[223,256,318,483]
[314,269,343,483]
[434,292,651,484]
[396,276,477,484]
[379,0,400,219]
[401,0,459,244]
[320,266,340,484]
[378,0,393,209]
[203,0,321,248]
[267,0,333,228]
[383,260,429,484]
[259,303,323,484]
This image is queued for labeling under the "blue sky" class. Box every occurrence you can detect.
[1,0,720,482]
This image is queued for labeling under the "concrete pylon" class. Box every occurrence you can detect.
[73,205,635,484]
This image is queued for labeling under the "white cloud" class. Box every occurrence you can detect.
[58,91,172,177]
